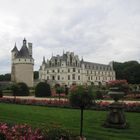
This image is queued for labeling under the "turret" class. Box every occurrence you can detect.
[23,38,27,46]
[11,43,18,60]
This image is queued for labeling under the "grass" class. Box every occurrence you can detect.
[0,103,140,140]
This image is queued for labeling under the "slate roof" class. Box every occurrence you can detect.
[11,46,18,52]
[12,39,32,58]
[16,45,30,58]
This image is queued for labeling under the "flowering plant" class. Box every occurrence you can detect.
[107,80,129,93]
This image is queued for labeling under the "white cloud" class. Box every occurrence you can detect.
[0,0,140,74]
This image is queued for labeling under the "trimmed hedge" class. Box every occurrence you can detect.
[35,82,51,97]
[11,82,29,96]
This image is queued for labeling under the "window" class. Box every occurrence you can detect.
[58,69,60,73]
[58,75,60,80]
[68,75,70,80]
[78,69,80,73]
[52,76,55,80]
[52,70,55,73]
[73,68,75,72]
[72,74,75,80]
[47,76,49,80]
[78,75,80,80]
[47,70,49,74]
[68,69,70,73]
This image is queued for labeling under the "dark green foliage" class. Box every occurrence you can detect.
[69,86,93,108]
[0,84,2,97]
[0,132,6,140]
[34,71,39,80]
[113,61,140,84]
[55,84,64,94]
[11,82,29,96]
[44,126,77,140]
[0,73,11,81]
[35,82,51,97]
[95,90,104,99]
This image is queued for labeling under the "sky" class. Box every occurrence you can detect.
[0,0,140,74]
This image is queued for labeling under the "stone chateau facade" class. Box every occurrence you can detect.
[11,39,34,87]
[39,52,116,86]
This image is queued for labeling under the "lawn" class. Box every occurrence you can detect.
[0,103,140,140]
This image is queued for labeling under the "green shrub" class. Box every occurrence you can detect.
[35,82,51,97]
[11,82,29,96]
[44,126,77,140]
[95,90,104,99]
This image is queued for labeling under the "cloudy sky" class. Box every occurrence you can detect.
[0,0,140,74]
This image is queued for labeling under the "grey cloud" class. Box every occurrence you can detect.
[0,0,140,74]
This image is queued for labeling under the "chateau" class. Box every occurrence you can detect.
[11,39,34,87]
[39,52,116,86]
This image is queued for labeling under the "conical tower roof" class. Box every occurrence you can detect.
[17,45,30,58]
[11,43,18,52]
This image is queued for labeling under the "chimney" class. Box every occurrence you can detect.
[28,43,32,57]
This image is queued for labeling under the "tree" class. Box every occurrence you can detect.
[0,84,3,98]
[0,73,11,81]
[11,82,29,96]
[35,82,51,97]
[113,61,140,84]
[55,84,64,101]
[34,71,39,80]
[69,85,94,138]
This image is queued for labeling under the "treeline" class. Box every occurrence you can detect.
[0,74,11,81]
[0,71,39,81]
[113,61,140,84]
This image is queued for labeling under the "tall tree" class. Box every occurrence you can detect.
[113,61,140,84]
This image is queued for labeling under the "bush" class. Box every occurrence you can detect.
[35,82,51,97]
[0,89,3,98]
[11,82,29,96]
[45,126,77,140]
[95,90,104,99]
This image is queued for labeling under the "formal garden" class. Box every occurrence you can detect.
[0,80,140,140]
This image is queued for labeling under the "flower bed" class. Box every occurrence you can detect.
[0,97,140,112]
[0,123,78,140]
[0,123,43,140]
[0,97,69,107]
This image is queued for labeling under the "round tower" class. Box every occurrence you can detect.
[11,39,34,87]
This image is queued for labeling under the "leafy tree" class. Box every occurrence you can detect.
[34,71,39,80]
[35,82,51,97]
[0,84,3,98]
[55,84,64,101]
[113,61,140,84]
[0,73,11,81]
[69,85,94,138]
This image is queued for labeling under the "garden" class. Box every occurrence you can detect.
[0,80,140,140]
